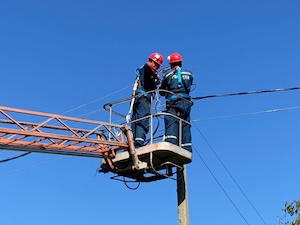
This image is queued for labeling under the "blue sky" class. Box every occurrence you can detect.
[1,0,300,224]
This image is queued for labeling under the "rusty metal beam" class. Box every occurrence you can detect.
[0,127,126,146]
[0,106,129,158]
[0,106,122,127]
[0,144,109,158]
[0,119,105,135]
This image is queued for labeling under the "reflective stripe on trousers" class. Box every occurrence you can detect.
[164,100,192,152]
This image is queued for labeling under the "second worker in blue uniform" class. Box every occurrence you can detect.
[159,53,194,152]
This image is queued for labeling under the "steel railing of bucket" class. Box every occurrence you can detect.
[103,89,193,148]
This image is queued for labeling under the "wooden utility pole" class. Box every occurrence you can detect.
[177,165,189,225]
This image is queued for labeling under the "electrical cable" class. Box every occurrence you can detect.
[62,84,133,114]
[0,152,30,163]
[0,156,71,177]
[144,116,160,145]
[123,176,141,190]
[192,106,300,122]
[192,144,250,225]
[190,83,197,92]
[192,86,300,100]
[192,122,268,225]
[78,109,105,119]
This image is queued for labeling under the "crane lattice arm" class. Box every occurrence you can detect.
[0,103,192,183]
[0,106,129,158]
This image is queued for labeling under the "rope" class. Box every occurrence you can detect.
[192,86,300,100]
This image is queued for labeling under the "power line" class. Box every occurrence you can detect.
[0,152,30,163]
[192,86,300,100]
[192,106,300,122]
[62,84,133,115]
[0,156,71,177]
[192,144,250,225]
[78,109,105,119]
[193,122,268,225]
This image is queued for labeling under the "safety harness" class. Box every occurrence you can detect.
[135,65,154,100]
[136,89,152,100]
[167,67,191,101]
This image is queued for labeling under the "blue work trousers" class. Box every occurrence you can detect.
[131,97,151,148]
[164,99,192,152]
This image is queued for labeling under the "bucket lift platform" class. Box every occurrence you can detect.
[100,142,192,182]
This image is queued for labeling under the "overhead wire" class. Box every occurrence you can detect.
[192,122,268,225]
[192,86,300,100]
[61,84,133,115]
[188,86,300,225]
[0,152,31,163]
[192,144,250,225]
[0,156,71,177]
[192,106,300,122]
[78,109,105,119]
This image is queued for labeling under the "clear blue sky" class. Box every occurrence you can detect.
[1,0,300,224]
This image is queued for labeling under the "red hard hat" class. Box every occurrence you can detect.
[149,53,163,66]
[168,53,183,64]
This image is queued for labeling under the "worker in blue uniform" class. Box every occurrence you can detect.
[131,53,163,148]
[159,53,193,152]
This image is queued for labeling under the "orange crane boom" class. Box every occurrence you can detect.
[0,96,192,183]
[0,106,129,158]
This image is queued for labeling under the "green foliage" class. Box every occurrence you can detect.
[282,200,300,225]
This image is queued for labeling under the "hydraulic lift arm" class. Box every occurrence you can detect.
[0,106,129,159]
